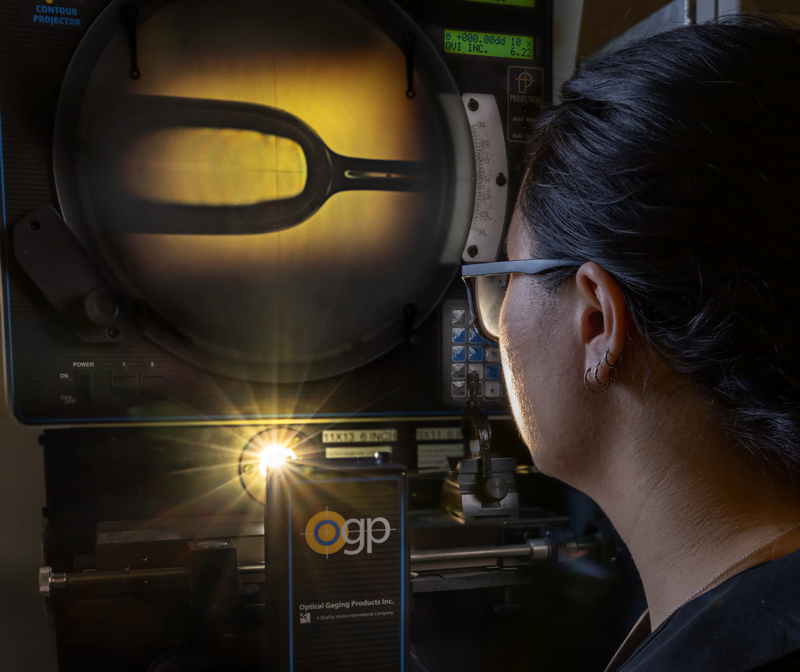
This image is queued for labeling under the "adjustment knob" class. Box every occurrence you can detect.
[83,287,122,327]
[483,475,509,502]
[39,566,53,596]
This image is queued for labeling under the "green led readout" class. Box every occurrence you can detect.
[464,0,535,7]
[444,30,534,59]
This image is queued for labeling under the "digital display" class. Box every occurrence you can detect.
[463,0,535,6]
[444,30,534,59]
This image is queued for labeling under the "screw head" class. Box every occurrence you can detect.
[495,172,507,187]
[468,98,479,111]
[467,245,479,258]
[29,220,41,231]
[107,327,120,338]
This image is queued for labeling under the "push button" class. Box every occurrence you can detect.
[468,364,484,379]
[468,346,484,362]
[452,381,466,397]
[452,328,466,344]
[452,346,467,362]
[468,328,484,344]
[76,373,92,402]
[486,347,501,363]
[485,364,501,380]
[142,376,167,399]
[112,375,138,399]
[452,363,466,380]
[485,381,502,398]
[451,309,467,327]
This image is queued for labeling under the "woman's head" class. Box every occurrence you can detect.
[506,16,800,478]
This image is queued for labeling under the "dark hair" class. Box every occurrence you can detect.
[519,15,800,476]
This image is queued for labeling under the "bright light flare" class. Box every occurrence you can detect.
[258,443,298,477]
[239,427,306,503]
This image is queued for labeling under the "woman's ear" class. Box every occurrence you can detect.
[574,262,627,384]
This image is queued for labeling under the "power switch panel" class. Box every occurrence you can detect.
[76,373,92,402]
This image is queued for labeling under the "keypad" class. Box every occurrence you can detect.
[443,300,506,406]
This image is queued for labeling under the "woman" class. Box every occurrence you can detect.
[464,15,800,672]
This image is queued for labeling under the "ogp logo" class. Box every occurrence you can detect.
[303,507,394,557]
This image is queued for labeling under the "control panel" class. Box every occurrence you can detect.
[442,299,506,408]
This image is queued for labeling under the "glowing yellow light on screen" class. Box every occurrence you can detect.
[259,444,298,477]
[117,3,435,274]
[125,129,308,205]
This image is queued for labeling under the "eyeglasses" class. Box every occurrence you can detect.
[461,259,582,342]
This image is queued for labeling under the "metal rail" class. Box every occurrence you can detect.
[410,539,550,563]
[39,536,596,595]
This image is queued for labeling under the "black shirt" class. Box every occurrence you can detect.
[614,547,800,672]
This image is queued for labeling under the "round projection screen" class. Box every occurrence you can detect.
[53,0,474,383]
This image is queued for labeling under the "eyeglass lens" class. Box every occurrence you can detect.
[473,273,509,342]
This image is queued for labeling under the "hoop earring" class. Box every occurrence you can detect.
[604,350,619,370]
[584,349,618,394]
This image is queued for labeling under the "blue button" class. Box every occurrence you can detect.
[468,328,484,344]
[452,346,466,362]
[452,328,466,344]
[468,346,484,362]
[486,364,501,380]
